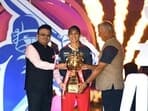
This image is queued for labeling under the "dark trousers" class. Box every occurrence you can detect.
[26,90,52,111]
[102,87,123,111]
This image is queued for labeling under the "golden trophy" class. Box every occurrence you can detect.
[66,51,84,93]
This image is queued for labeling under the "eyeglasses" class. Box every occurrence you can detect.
[38,33,50,37]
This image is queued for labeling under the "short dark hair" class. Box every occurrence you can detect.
[68,25,81,35]
[37,24,52,34]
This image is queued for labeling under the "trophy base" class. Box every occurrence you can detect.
[67,84,79,93]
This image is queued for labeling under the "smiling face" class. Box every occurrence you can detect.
[98,21,115,42]
[68,29,80,44]
[98,25,109,41]
[37,28,51,46]
[68,25,81,46]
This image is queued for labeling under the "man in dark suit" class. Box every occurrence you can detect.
[25,24,62,111]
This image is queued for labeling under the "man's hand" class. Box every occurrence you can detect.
[81,64,97,70]
[81,64,89,70]
[78,82,88,93]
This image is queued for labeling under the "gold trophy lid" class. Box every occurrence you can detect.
[66,51,84,70]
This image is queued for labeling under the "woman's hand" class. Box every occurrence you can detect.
[56,63,67,69]
[59,82,66,90]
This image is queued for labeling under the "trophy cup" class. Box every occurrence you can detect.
[66,51,84,93]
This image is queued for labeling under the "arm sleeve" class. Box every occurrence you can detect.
[58,49,66,63]
[84,48,93,65]
[25,45,55,70]
[100,46,118,64]
[57,48,66,78]
[53,69,63,84]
